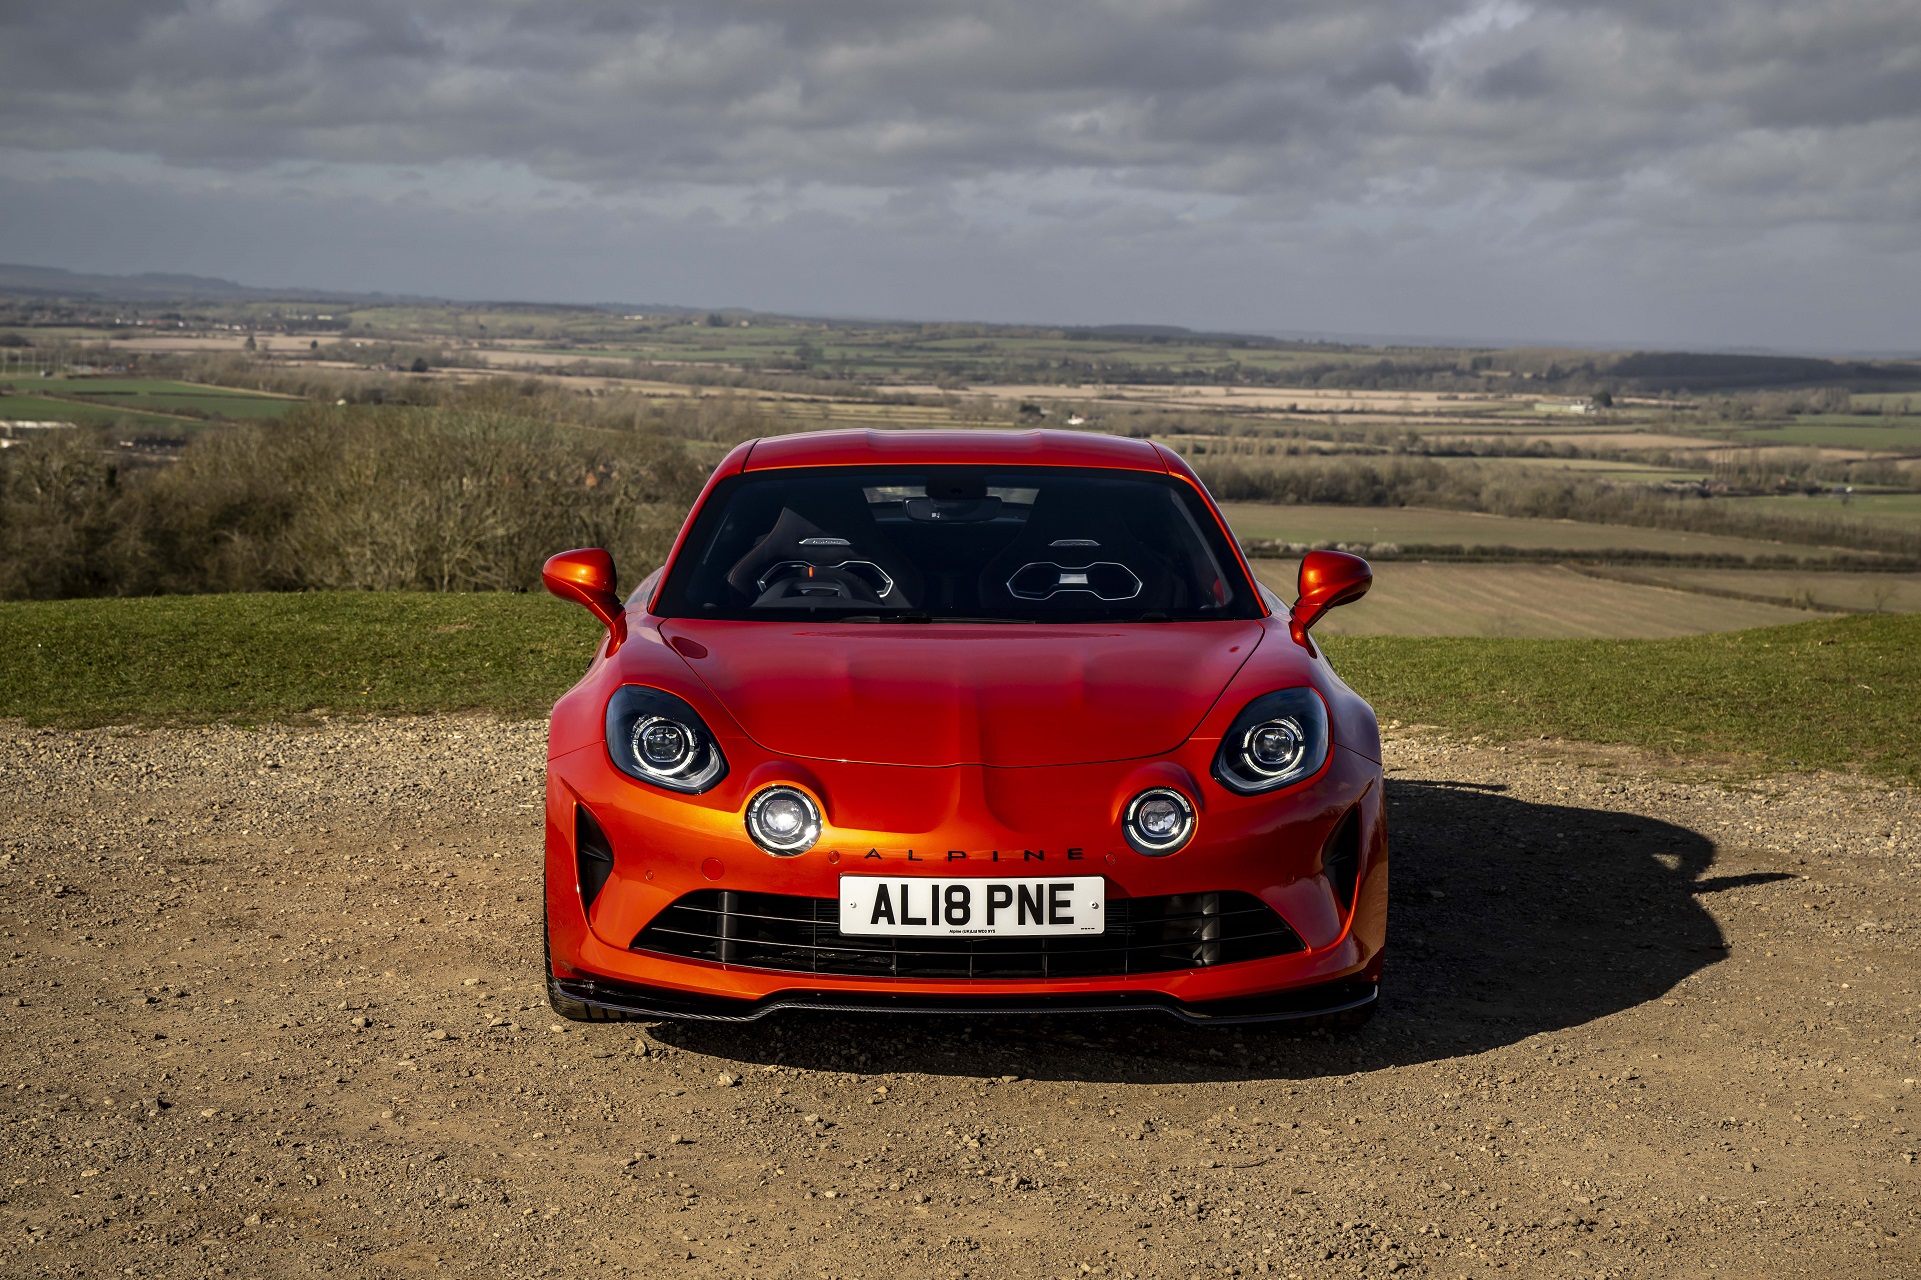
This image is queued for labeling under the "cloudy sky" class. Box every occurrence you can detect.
[2,1,1917,351]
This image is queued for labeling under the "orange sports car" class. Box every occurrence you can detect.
[540,429,1383,1024]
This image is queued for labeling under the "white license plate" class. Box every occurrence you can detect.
[838,876,1105,937]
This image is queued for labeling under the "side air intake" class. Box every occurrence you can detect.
[576,805,616,912]
[1321,806,1362,916]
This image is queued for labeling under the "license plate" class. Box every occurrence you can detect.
[838,876,1105,937]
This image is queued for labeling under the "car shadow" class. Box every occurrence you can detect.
[650,777,1790,1082]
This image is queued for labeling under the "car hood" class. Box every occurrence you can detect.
[657,620,1266,768]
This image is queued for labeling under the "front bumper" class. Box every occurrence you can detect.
[544,739,1387,1014]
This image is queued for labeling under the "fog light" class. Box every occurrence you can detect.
[745,786,821,856]
[1123,788,1195,856]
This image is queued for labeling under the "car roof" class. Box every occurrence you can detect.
[741,428,1170,473]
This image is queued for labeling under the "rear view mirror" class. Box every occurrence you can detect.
[1290,550,1372,645]
[543,548,627,651]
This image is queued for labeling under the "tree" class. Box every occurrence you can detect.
[1592,389,1613,408]
[410,356,430,373]
[705,313,726,327]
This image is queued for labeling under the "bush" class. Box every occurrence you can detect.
[0,404,704,599]
[0,429,144,599]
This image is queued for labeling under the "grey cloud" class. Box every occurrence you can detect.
[5,2,1915,200]
[1331,42,1431,96]
[1474,50,1555,100]
[0,1,1915,349]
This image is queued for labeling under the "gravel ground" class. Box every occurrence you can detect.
[1,715,1917,1279]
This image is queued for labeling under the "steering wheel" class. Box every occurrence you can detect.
[750,563,885,607]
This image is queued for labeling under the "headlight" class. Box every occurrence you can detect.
[745,786,821,856]
[1212,687,1330,794]
[605,686,727,793]
[1123,787,1195,856]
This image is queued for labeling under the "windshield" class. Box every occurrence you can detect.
[656,465,1258,623]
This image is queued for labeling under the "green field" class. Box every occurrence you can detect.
[1218,503,1853,560]
[1325,613,1920,782]
[1727,492,1921,531]
[0,393,189,431]
[1714,419,1921,452]
[1,593,1916,783]
[0,592,598,726]
[26,378,299,420]
[0,378,299,431]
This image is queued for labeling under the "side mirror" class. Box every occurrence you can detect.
[543,548,627,652]
[1290,550,1371,645]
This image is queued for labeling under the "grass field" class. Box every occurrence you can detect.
[1217,503,1853,559]
[0,394,189,431]
[43,378,297,418]
[0,593,599,726]
[1324,612,1920,783]
[1715,419,1921,452]
[1249,563,1820,637]
[1,593,1916,783]
[0,378,298,428]
[1728,492,1921,531]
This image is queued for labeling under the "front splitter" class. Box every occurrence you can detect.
[549,972,1377,1026]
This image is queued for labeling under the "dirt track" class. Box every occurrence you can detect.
[1,717,1917,1279]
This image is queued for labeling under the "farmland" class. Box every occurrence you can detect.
[1731,490,1921,529]
[0,375,299,429]
[1710,418,1921,452]
[1249,562,1821,637]
[0,393,188,432]
[36,376,301,416]
[1582,566,1921,615]
[1217,503,1875,561]
[4,291,1920,631]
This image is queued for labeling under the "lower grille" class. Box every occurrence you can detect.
[632,889,1304,979]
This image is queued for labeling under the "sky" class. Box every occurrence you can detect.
[1,1,1917,352]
